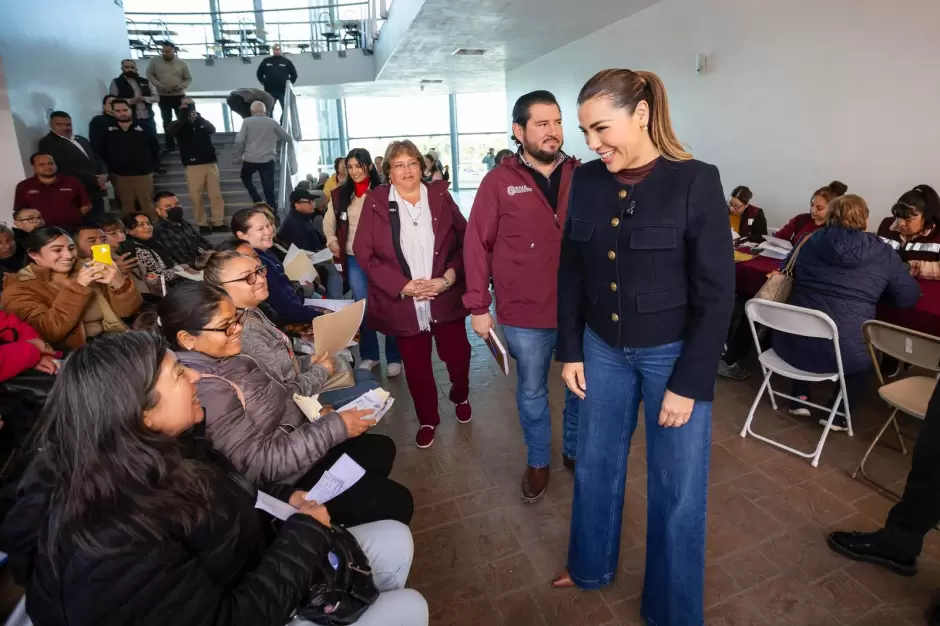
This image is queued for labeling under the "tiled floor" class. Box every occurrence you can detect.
[369,325,940,625]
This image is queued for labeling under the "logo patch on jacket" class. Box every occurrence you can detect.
[507,185,533,196]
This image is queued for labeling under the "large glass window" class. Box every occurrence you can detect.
[344,95,450,138]
[454,91,508,188]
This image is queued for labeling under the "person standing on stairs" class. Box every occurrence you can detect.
[166,99,227,235]
[38,111,108,222]
[256,44,297,120]
[463,90,580,503]
[99,99,157,217]
[146,43,192,155]
[109,59,161,173]
[234,101,290,211]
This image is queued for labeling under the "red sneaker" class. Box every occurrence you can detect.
[415,425,436,449]
[455,401,472,424]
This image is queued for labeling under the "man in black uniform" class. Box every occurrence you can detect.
[256,44,297,119]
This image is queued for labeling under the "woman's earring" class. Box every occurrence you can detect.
[641,124,648,132]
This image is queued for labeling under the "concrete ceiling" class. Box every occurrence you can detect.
[297,0,661,98]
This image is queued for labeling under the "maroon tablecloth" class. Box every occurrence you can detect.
[735,254,940,336]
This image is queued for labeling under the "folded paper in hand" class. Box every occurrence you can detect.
[304,453,366,504]
[293,393,324,421]
[761,236,793,251]
[312,299,365,356]
[306,248,335,266]
[283,244,318,283]
[337,388,394,424]
[255,490,298,521]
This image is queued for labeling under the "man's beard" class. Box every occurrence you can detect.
[523,138,562,165]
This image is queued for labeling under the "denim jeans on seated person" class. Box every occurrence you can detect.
[347,255,402,365]
[294,520,429,626]
[568,327,710,626]
[502,325,579,468]
[319,369,381,409]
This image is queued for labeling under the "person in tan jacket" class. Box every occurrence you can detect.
[146,43,192,152]
[1,227,142,350]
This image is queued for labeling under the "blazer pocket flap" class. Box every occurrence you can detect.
[630,226,677,250]
[636,286,687,313]
[568,219,595,242]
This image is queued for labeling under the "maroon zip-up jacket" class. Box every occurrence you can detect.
[353,181,469,338]
[463,154,578,329]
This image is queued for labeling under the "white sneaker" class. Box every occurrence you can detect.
[386,363,403,378]
[358,359,379,371]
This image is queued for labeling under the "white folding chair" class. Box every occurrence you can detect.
[739,299,853,467]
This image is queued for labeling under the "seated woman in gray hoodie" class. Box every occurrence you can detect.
[150,281,413,526]
[197,250,381,407]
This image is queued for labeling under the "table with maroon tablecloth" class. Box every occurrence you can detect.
[735,254,940,336]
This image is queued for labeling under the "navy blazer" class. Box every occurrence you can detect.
[557,158,735,401]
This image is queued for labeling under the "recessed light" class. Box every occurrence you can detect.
[452,48,487,56]
[420,79,444,84]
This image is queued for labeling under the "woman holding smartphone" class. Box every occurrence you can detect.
[553,69,734,626]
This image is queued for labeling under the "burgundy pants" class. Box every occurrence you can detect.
[395,319,471,427]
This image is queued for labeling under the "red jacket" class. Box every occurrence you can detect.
[0,310,43,382]
[776,212,822,244]
[353,181,469,338]
[463,155,577,329]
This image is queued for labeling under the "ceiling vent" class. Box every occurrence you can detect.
[420,79,444,84]
[452,48,487,56]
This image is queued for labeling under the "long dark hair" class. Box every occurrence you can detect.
[23,226,71,254]
[338,148,381,207]
[892,184,940,230]
[154,281,231,349]
[32,332,213,561]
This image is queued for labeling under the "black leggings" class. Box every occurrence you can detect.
[292,434,414,527]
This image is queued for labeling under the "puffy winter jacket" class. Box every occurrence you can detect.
[1,426,332,626]
[175,350,348,485]
[773,227,921,375]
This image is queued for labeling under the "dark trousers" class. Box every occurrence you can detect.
[158,95,184,150]
[266,89,285,119]
[395,319,471,427]
[883,384,940,559]
[292,434,414,527]
[791,369,871,414]
[240,160,276,208]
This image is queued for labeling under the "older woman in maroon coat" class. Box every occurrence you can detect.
[353,140,472,449]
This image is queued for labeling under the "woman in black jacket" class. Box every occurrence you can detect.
[553,70,734,626]
[0,332,427,626]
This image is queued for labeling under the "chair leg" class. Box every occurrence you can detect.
[766,374,779,412]
[890,413,908,455]
[740,371,771,438]
[812,391,843,467]
[851,409,899,492]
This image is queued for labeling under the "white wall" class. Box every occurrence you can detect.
[507,0,940,228]
[0,57,26,225]
[0,0,129,221]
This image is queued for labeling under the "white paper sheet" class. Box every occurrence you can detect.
[255,490,299,521]
[294,393,324,421]
[761,236,794,251]
[304,454,366,504]
[303,298,356,312]
[283,244,317,283]
[337,388,394,423]
[306,248,335,265]
[758,247,789,260]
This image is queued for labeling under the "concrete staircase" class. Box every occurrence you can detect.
[154,131,283,229]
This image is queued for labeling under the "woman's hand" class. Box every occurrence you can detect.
[33,355,59,375]
[95,264,124,289]
[328,241,341,257]
[562,363,587,400]
[415,278,448,300]
[76,263,106,287]
[910,260,922,277]
[311,352,335,376]
[659,389,694,427]
[115,252,138,275]
[296,500,331,526]
[401,279,427,298]
[289,490,309,508]
[339,408,375,437]
[27,338,55,355]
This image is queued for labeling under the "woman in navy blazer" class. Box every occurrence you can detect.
[552,70,734,626]
[353,140,472,450]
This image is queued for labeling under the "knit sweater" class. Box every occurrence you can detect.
[238,307,330,396]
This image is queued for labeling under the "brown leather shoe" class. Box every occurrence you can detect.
[522,466,550,503]
[551,569,575,588]
[563,455,576,471]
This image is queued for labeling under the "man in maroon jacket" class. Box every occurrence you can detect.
[463,90,579,503]
[13,153,90,231]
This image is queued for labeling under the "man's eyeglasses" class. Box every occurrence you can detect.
[390,161,421,172]
[220,265,267,286]
[15,216,43,224]
[190,308,247,337]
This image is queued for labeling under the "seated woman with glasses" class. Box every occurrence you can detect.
[877,184,940,280]
[232,207,323,326]
[1,332,428,626]
[198,250,381,407]
[728,185,767,243]
[1,227,142,350]
[123,212,179,287]
[148,281,413,526]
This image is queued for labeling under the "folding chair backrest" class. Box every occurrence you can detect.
[863,320,940,374]
[745,299,837,339]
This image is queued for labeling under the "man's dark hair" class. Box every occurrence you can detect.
[511,90,560,147]
[153,191,177,204]
[30,152,51,165]
[70,222,103,237]
[99,212,125,230]
[49,111,71,121]
[111,98,129,109]
[102,94,116,106]
[13,208,37,220]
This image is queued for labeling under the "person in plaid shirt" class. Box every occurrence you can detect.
[151,191,213,266]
